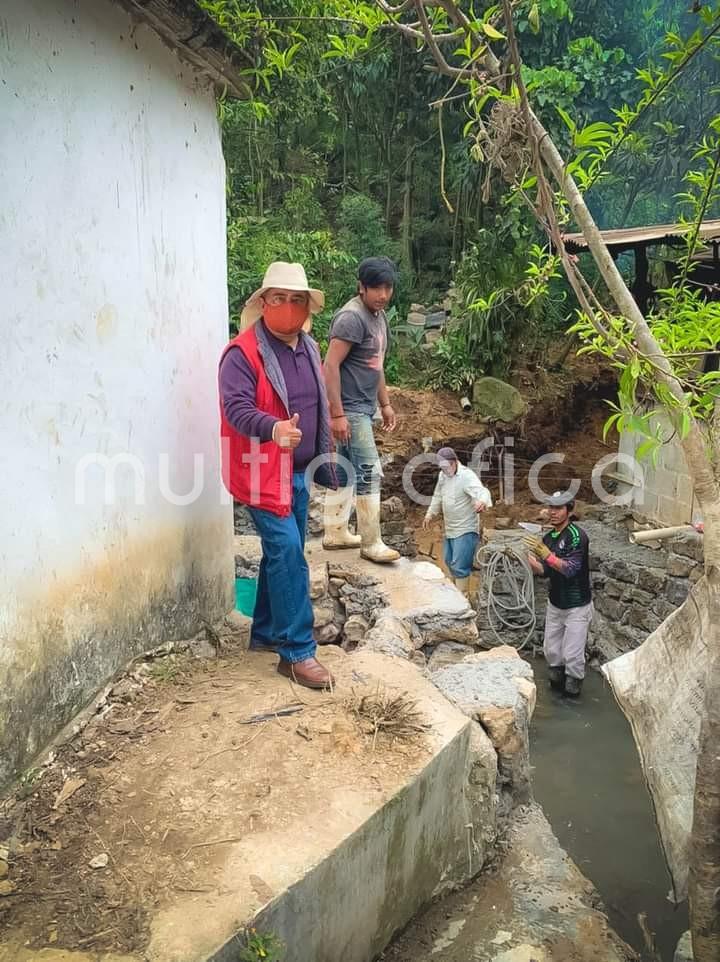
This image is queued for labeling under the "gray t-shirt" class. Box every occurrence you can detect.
[328,295,388,415]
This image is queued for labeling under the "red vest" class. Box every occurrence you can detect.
[219,327,294,516]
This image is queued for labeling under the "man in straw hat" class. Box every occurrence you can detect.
[218,262,336,690]
[323,255,400,563]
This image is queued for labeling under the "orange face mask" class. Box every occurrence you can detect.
[263,301,309,336]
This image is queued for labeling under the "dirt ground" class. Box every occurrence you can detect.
[0,348,618,955]
[382,347,616,527]
[0,636,430,956]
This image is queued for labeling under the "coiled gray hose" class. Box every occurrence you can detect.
[474,540,537,651]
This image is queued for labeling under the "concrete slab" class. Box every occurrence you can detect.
[307,544,471,618]
[384,803,635,962]
[0,648,497,962]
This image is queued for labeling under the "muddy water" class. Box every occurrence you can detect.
[529,657,688,962]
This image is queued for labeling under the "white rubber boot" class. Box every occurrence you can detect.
[454,576,470,596]
[322,486,361,550]
[355,492,400,564]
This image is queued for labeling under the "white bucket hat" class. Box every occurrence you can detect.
[239,261,325,332]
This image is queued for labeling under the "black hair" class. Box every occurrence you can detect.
[358,256,397,288]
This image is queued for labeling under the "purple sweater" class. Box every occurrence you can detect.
[219,323,320,471]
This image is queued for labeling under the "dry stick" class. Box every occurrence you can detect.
[83,819,132,888]
[77,928,116,947]
[193,724,265,769]
[180,836,244,860]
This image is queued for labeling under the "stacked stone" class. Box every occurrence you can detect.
[432,647,536,811]
[234,535,262,580]
[233,502,256,537]
[585,521,703,660]
[380,496,417,557]
[310,561,389,647]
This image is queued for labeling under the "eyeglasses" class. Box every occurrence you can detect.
[263,292,309,306]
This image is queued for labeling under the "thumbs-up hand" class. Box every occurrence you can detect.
[273,412,303,449]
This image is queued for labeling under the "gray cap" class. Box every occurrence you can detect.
[436,446,458,464]
[544,490,575,508]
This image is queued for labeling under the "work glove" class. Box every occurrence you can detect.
[523,535,551,561]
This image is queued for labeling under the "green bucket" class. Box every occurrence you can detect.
[235,577,258,617]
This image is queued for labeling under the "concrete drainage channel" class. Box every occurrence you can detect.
[0,503,699,961]
[229,504,702,962]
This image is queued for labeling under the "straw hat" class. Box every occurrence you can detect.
[239,261,325,332]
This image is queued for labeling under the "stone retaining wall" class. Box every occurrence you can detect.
[583,516,703,662]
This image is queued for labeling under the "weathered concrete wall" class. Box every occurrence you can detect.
[0,0,234,790]
[616,414,697,526]
[209,655,498,962]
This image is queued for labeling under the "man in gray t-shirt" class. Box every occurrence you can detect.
[323,256,399,564]
[330,294,388,415]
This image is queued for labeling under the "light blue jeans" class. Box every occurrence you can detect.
[443,531,479,579]
[334,412,382,496]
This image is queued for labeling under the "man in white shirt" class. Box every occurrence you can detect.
[423,447,492,595]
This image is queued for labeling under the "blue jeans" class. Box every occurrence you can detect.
[335,412,382,496]
[247,473,315,664]
[443,531,479,579]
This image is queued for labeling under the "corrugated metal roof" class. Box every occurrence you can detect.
[116,0,252,99]
[563,219,720,253]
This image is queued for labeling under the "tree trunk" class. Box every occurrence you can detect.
[401,147,413,275]
[388,4,720,957]
[689,611,720,962]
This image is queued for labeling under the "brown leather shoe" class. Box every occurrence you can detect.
[277,656,335,690]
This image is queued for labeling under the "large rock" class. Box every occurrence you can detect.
[411,610,479,646]
[432,647,535,805]
[428,642,474,673]
[316,623,341,644]
[313,599,338,629]
[342,614,370,646]
[674,931,693,962]
[359,614,414,659]
[309,562,329,601]
[472,377,526,422]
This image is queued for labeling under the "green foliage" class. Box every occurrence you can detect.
[202,0,720,427]
[336,193,399,263]
[426,327,478,392]
[433,208,567,383]
[570,281,720,450]
[237,929,284,962]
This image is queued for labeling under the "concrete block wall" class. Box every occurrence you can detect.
[616,416,696,526]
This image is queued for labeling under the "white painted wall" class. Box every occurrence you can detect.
[0,0,234,784]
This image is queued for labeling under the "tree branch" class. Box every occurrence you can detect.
[680,139,720,288]
[586,16,720,191]
[413,1,472,77]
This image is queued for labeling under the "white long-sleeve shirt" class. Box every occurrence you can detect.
[426,463,493,539]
